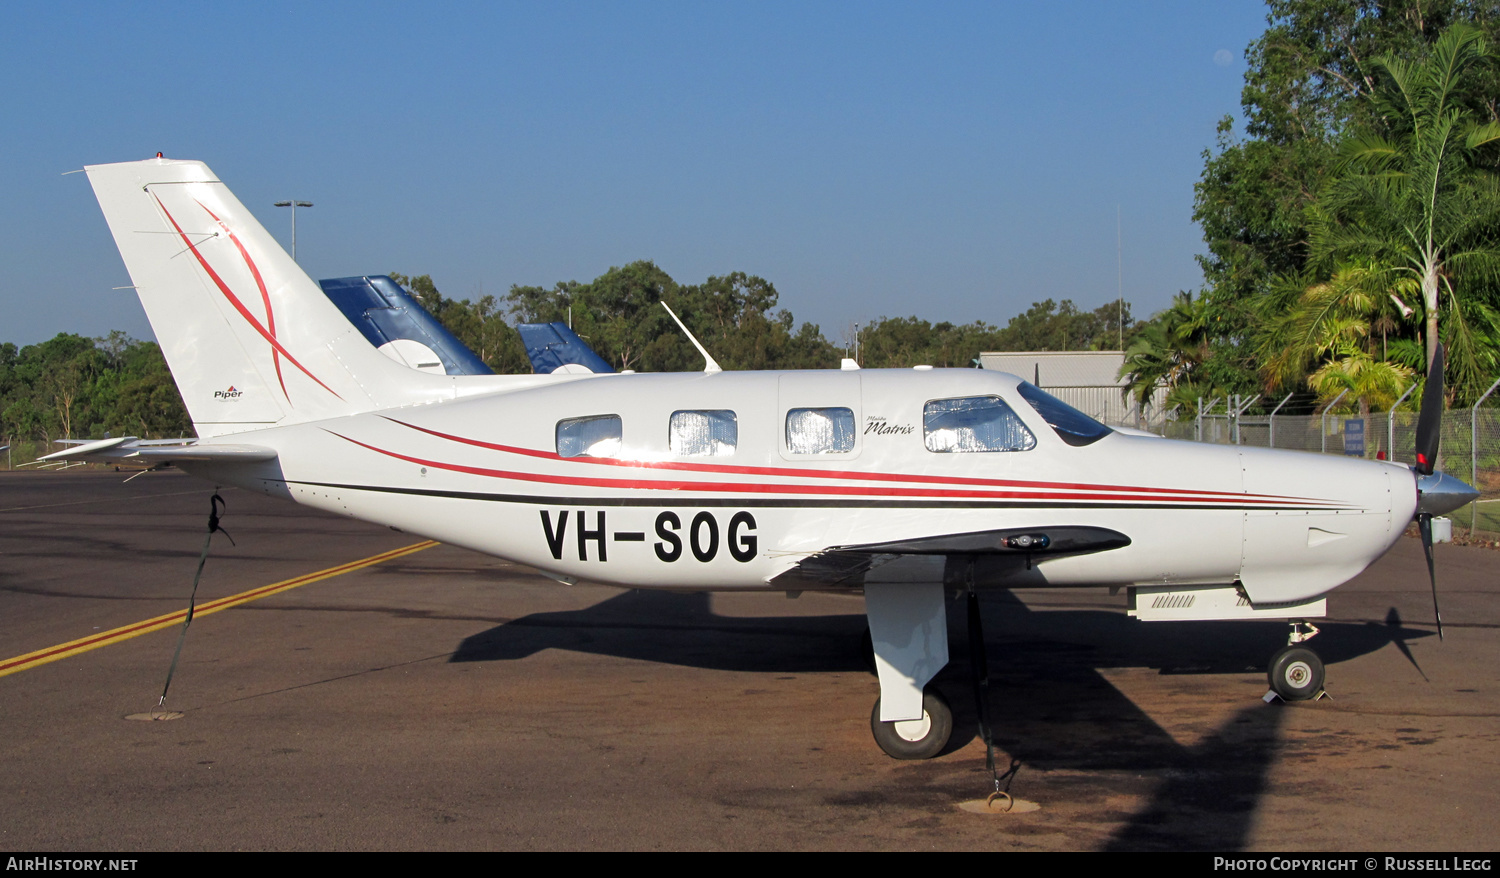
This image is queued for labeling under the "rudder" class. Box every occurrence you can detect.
[86,158,453,437]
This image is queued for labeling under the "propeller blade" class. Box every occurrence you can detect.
[1415,343,1445,475]
[1418,513,1445,641]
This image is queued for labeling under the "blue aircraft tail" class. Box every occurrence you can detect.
[318,276,494,376]
[319,276,614,376]
[516,322,616,374]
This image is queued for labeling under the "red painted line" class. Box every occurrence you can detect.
[151,193,342,402]
[334,431,1342,508]
[382,417,1337,507]
[200,202,287,401]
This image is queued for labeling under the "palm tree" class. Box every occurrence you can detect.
[1307,24,1500,400]
[1259,263,1415,412]
[1118,292,1214,413]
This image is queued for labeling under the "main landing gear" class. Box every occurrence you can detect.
[1267,621,1325,701]
[863,577,953,759]
[871,690,953,760]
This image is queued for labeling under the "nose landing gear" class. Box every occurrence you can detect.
[1266,621,1326,702]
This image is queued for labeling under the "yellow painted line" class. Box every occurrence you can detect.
[0,540,439,678]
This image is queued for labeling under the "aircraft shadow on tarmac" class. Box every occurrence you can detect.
[451,588,1434,850]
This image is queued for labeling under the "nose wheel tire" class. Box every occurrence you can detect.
[1268,645,1324,701]
[871,689,953,759]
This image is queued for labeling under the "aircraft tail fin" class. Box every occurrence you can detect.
[517,322,616,374]
[319,275,496,377]
[85,158,464,437]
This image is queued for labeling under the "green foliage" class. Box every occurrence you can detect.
[7,267,1145,458]
[505,261,842,372]
[387,273,530,373]
[1168,3,1500,416]
[994,299,1136,352]
[674,272,839,371]
[400,262,842,373]
[1195,2,1499,316]
[856,317,1003,369]
[855,300,1134,371]
[1303,22,1500,401]
[402,263,1142,375]
[0,332,191,450]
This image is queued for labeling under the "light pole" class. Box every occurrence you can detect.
[272,200,313,261]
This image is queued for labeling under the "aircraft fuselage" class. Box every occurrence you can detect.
[187,367,1415,606]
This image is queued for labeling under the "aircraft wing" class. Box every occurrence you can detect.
[768,525,1130,590]
[36,437,277,465]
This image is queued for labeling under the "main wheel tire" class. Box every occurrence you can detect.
[1268,645,1324,701]
[870,689,953,759]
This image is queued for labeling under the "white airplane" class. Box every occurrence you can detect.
[47,157,1479,760]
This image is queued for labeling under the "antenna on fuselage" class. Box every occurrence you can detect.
[660,301,722,374]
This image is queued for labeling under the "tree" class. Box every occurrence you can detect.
[506,261,838,373]
[388,273,529,373]
[1194,1,1500,338]
[0,333,191,453]
[1119,293,1220,412]
[1307,23,1500,397]
[991,299,1134,352]
[1258,264,1416,411]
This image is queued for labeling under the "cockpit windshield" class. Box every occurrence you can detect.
[1016,382,1113,447]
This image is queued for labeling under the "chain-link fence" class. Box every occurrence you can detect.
[1,439,51,470]
[0,438,90,471]
[1145,404,1500,539]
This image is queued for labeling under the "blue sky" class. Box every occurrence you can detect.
[1,1,1271,348]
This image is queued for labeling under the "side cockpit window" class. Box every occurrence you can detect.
[923,396,1035,453]
[670,410,738,457]
[1016,382,1112,447]
[556,414,622,458]
[786,407,855,454]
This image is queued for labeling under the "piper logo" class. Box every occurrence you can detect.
[213,386,243,400]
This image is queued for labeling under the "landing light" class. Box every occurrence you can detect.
[1002,533,1050,550]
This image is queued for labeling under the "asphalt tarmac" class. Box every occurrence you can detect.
[1,471,1496,851]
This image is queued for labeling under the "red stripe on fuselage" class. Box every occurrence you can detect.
[381,417,1332,506]
[334,431,1342,508]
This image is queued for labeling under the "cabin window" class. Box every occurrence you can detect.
[556,414,622,459]
[923,397,1036,453]
[670,410,738,457]
[1016,382,1112,447]
[785,407,855,454]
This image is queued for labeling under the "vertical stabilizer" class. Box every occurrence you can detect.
[517,322,616,375]
[85,158,458,437]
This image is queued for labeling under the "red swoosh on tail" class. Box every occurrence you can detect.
[199,202,287,400]
[152,192,342,402]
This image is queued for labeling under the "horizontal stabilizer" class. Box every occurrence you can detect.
[38,438,277,465]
